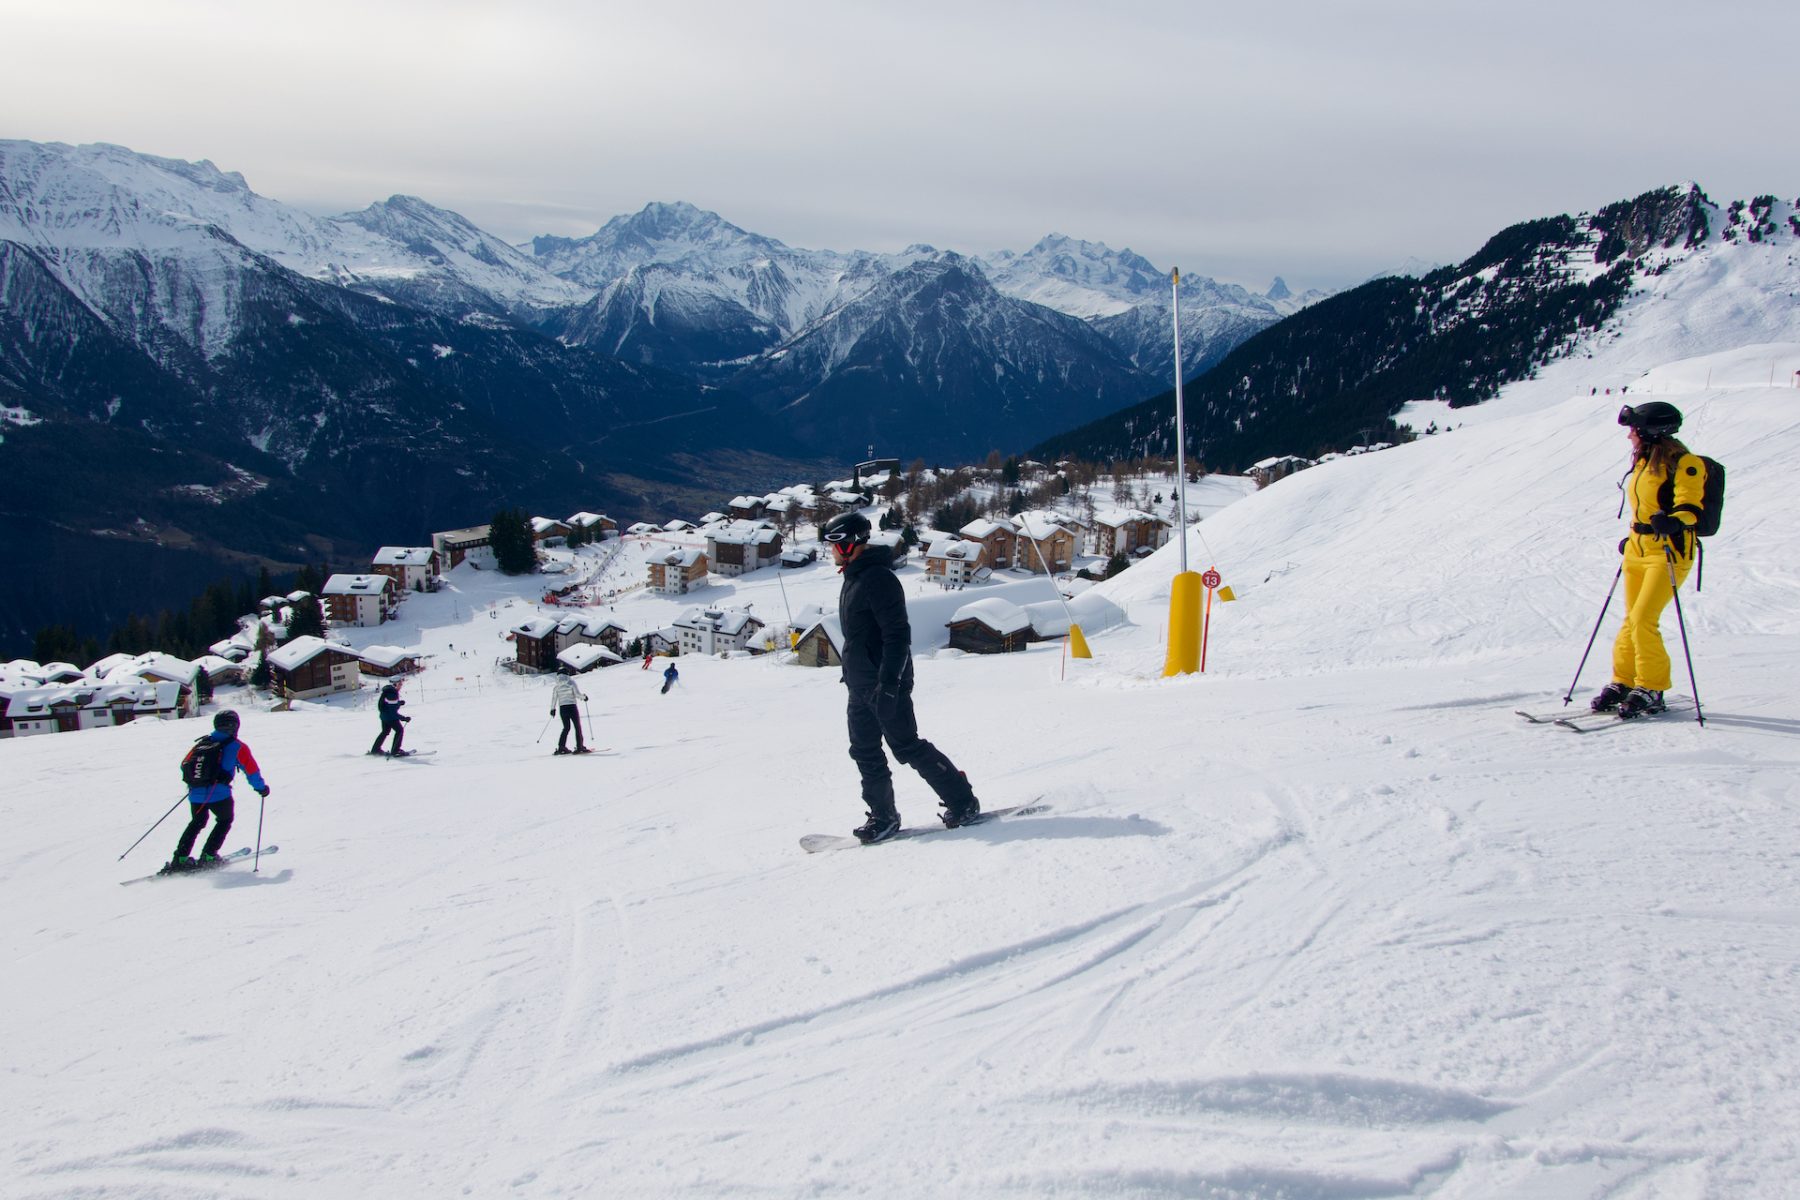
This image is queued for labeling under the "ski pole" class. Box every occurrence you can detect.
[118,793,188,861]
[536,712,553,743]
[1561,561,1624,706]
[254,791,268,872]
[1663,543,1705,725]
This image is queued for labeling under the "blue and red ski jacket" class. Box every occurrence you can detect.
[188,730,268,804]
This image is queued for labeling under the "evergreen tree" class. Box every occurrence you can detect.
[1105,551,1130,579]
[490,508,537,575]
[250,625,276,690]
[286,594,327,642]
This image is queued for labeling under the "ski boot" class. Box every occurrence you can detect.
[197,852,225,870]
[1590,681,1630,713]
[162,855,198,875]
[573,746,592,755]
[853,811,901,844]
[553,747,571,755]
[1617,688,1666,720]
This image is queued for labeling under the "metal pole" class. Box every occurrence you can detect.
[253,791,267,872]
[117,793,188,861]
[1664,544,1705,725]
[1170,267,1189,574]
[1562,562,1623,705]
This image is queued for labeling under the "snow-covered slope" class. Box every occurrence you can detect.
[6,296,1800,1198]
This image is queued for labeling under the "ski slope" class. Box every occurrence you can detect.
[6,341,1800,1196]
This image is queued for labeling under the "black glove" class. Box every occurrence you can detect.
[875,681,901,721]
[401,715,412,723]
[257,786,271,798]
[1649,512,1685,539]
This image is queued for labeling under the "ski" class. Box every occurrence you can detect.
[122,845,280,886]
[1518,697,1692,731]
[552,748,617,757]
[384,750,436,762]
[1515,707,1583,724]
[801,802,1050,854]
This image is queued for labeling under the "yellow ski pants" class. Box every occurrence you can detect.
[1611,542,1693,692]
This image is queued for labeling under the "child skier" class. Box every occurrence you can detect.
[167,709,270,872]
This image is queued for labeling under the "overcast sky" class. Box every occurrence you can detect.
[3,0,1792,292]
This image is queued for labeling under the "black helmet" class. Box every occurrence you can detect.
[821,511,872,548]
[213,709,241,734]
[1619,401,1682,437]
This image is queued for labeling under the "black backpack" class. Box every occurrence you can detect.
[1658,454,1726,538]
[179,737,233,788]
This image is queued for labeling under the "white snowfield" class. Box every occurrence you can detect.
[9,353,1800,1190]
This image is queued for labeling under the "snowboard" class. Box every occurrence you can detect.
[800,802,1050,854]
[122,844,280,886]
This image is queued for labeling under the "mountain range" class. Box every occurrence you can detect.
[0,138,1318,644]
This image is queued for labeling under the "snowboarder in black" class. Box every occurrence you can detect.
[370,681,411,756]
[550,668,590,754]
[824,511,980,843]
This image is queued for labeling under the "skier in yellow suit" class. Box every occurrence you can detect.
[1592,401,1706,719]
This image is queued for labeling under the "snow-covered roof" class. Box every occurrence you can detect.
[266,636,355,671]
[700,512,728,524]
[85,652,136,679]
[799,615,844,652]
[948,598,1031,635]
[827,490,864,504]
[663,519,697,531]
[926,537,980,561]
[434,524,491,542]
[207,640,250,662]
[286,590,313,603]
[323,573,394,596]
[126,652,200,686]
[557,643,622,672]
[373,546,434,566]
[4,679,180,718]
[1252,454,1313,469]
[531,516,568,534]
[190,654,242,680]
[555,615,627,638]
[707,520,780,546]
[566,511,610,528]
[37,661,85,683]
[1012,512,1072,540]
[355,644,423,669]
[511,617,559,639]
[674,607,764,636]
[627,522,660,535]
[660,548,705,568]
[959,519,1010,539]
[1091,508,1165,529]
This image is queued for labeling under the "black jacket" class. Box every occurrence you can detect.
[378,687,405,724]
[838,545,912,692]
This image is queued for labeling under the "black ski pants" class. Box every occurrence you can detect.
[844,685,974,819]
[175,796,235,859]
[372,720,405,755]
[557,703,586,751]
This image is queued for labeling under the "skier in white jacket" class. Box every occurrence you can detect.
[549,668,590,755]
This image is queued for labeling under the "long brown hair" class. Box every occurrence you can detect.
[1638,433,1690,476]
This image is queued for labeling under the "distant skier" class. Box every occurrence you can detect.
[370,681,412,756]
[823,511,979,843]
[642,651,655,670]
[550,667,590,754]
[166,709,270,872]
[1591,402,1707,719]
[660,662,679,695]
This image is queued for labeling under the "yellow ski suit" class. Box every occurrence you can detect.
[1612,453,1706,691]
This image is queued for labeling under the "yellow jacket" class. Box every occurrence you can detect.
[1623,452,1706,561]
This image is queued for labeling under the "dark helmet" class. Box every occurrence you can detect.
[1619,401,1682,437]
[213,709,241,734]
[821,511,872,548]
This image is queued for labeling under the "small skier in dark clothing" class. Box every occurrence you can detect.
[823,511,980,843]
[370,681,411,756]
[550,668,590,754]
[167,709,270,872]
[660,662,679,695]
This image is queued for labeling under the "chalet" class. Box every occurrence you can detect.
[1089,509,1172,559]
[781,547,819,568]
[266,636,362,699]
[355,645,425,678]
[924,537,982,586]
[626,522,661,536]
[531,517,572,544]
[566,512,617,539]
[673,607,766,656]
[699,511,729,526]
[431,524,496,570]
[793,617,844,668]
[958,519,1016,569]
[372,546,437,592]
[705,521,783,577]
[869,529,910,567]
[557,615,629,655]
[557,643,623,674]
[3,679,184,737]
[1251,455,1314,488]
[642,628,681,657]
[510,617,561,673]
[1012,512,1078,574]
[649,548,708,595]
[662,519,698,533]
[727,495,767,521]
[322,574,398,627]
[123,652,202,715]
[946,599,1033,654]
[191,655,246,687]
